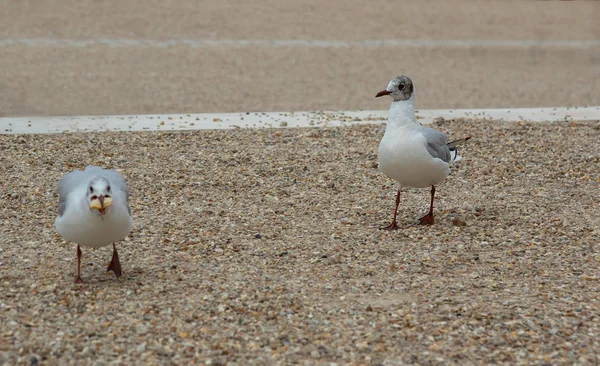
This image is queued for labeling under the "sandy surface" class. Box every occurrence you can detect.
[3,1,598,41]
[1,120,599,364]
[2,0,600,117]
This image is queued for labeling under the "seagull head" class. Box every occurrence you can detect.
[375,75,414,102]
[87,176,113,216]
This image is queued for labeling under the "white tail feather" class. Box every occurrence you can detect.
[450,150,462,163]
[448,136,471,164]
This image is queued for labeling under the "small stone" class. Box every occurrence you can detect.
[452,216,467,226]
[136,343,146,353]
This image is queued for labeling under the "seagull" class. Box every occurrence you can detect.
[55,166,133,283]
[376,75,470,229]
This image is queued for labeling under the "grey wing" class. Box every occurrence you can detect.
[57,169,89,216]
[58,202,68,216]
[422,128,451,163]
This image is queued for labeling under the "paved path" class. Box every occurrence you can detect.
[1,0,599,117]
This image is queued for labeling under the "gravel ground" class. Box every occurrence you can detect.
[1,120,599,365]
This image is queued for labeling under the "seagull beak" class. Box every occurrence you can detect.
[97,195,106,215]
[89,195,113,216]
[375,90,392,98]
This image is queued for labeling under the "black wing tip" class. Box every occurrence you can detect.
[447,136,472,149]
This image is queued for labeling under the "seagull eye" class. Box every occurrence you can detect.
[89,186,94,193]
[107,186,111,191]
[398,83,405,90]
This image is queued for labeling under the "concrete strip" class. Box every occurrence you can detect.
[2,38,600,49]
[1,107,598,135]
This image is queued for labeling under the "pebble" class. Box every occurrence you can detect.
[0,121,599,364]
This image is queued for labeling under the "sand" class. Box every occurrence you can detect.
[2,0,599,117]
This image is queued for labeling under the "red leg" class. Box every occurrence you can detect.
[381,189,401,230]
[107,243,122,279]
[75,245,84,284]
[418,185,435,225]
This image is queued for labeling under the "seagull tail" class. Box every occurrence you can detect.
[447,136,472,164]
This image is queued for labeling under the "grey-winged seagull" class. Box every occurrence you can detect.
[55,166,133,283]
[376,75,470,229]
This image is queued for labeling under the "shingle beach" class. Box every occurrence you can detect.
[1,119,599,365]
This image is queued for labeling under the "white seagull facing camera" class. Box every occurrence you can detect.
[376,75,470,229]
[55,166,133,283]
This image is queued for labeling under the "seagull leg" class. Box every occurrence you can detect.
[75,245,84,284]
[381,190,401,230]
[418,185,436,225]
[106,243,122,279]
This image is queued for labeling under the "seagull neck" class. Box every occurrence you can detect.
[386,99,418,130]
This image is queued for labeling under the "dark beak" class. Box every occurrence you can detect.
[375,90,391,98]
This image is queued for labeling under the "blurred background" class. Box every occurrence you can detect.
[1,0,599,117]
